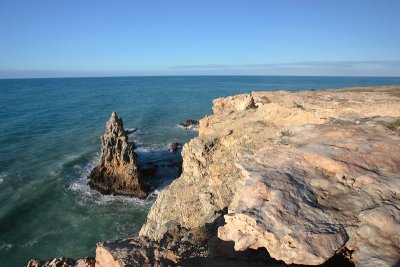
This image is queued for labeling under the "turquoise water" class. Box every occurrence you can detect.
[0,76,400,266]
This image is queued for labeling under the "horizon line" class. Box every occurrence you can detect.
[2,74,400,80]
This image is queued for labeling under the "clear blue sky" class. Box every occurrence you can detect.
[0,0,399,78]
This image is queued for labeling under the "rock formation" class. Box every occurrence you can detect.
[26,257,95,267]
[28,86,400,267]
[179,119,199,130]
[140,87,400,267]
[88,112,148,198]
[219,119,400,266]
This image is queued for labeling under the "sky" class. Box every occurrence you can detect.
[0,0,399,78]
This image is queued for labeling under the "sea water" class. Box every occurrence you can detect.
[1,76,399,266]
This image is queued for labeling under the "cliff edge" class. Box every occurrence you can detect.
[137,87,400,266]
[28,87,400,267]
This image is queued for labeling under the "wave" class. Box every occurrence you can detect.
[66,138,181,207]
[0,241,13,251]
[176,124,199,131]
[0,172,7,184]
[126,128,141,138]
[67,157,155,207]
[21,229,62,248]
[134,143,170,153]
[46,153,96,179]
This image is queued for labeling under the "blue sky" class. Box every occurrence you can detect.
[0,0,399,78]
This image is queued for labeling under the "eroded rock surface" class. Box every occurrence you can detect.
[219,120,400,266]
[88,112,147,198]
[95,235,208,267]
[140,87,400,266]
[26,257,95,267]
[28,87,400,267]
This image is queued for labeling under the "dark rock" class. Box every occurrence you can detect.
[169,142,180,152]
[125,128,138,134]
[88,112,148,198]
[179,119,199,128]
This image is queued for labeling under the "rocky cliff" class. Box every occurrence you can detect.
[88,112,147,198]
[137,87,400,267]
[28,87,400,267]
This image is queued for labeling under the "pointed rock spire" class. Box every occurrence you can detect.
[88,112,148,198]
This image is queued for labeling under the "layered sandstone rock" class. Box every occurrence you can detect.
[140,87,400,266]
[88,112,147,198]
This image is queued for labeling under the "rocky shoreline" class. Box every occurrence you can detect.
[28,86,400,267]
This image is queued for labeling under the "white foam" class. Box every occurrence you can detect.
[0,241,13,251]
[176,124,199,131]
[127,128,141,138]
[134,143,169,153]
[0,172,7,184]
[21,230,61,248]
[68,157,152,207]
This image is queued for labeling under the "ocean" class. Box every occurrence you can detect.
[0,76,399,266]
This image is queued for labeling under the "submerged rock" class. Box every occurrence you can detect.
[88,112,148,198]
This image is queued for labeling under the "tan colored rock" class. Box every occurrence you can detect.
[95,235,209,267]
[88,112,147,198]
[212,93,257,115]
[219,120,400,266]
[26,257,95,267]
[140,87,400,266]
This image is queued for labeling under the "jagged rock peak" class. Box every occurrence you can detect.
[88,112,148,198]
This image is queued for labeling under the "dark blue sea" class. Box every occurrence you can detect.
[1,76,399,266]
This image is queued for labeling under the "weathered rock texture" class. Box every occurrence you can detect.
[88,112,147,198]
[26,257,95,267]
[140,86,400,267]
[219,120,400,266]
[95,236,208,267]
[28,87,400,267]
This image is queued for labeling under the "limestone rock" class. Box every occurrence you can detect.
[26,257,95,267]
[219,120,400,266]
[88,112,147,198]
[95,236,207,267]
[140,87,400,266]
[212,93,257,115]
